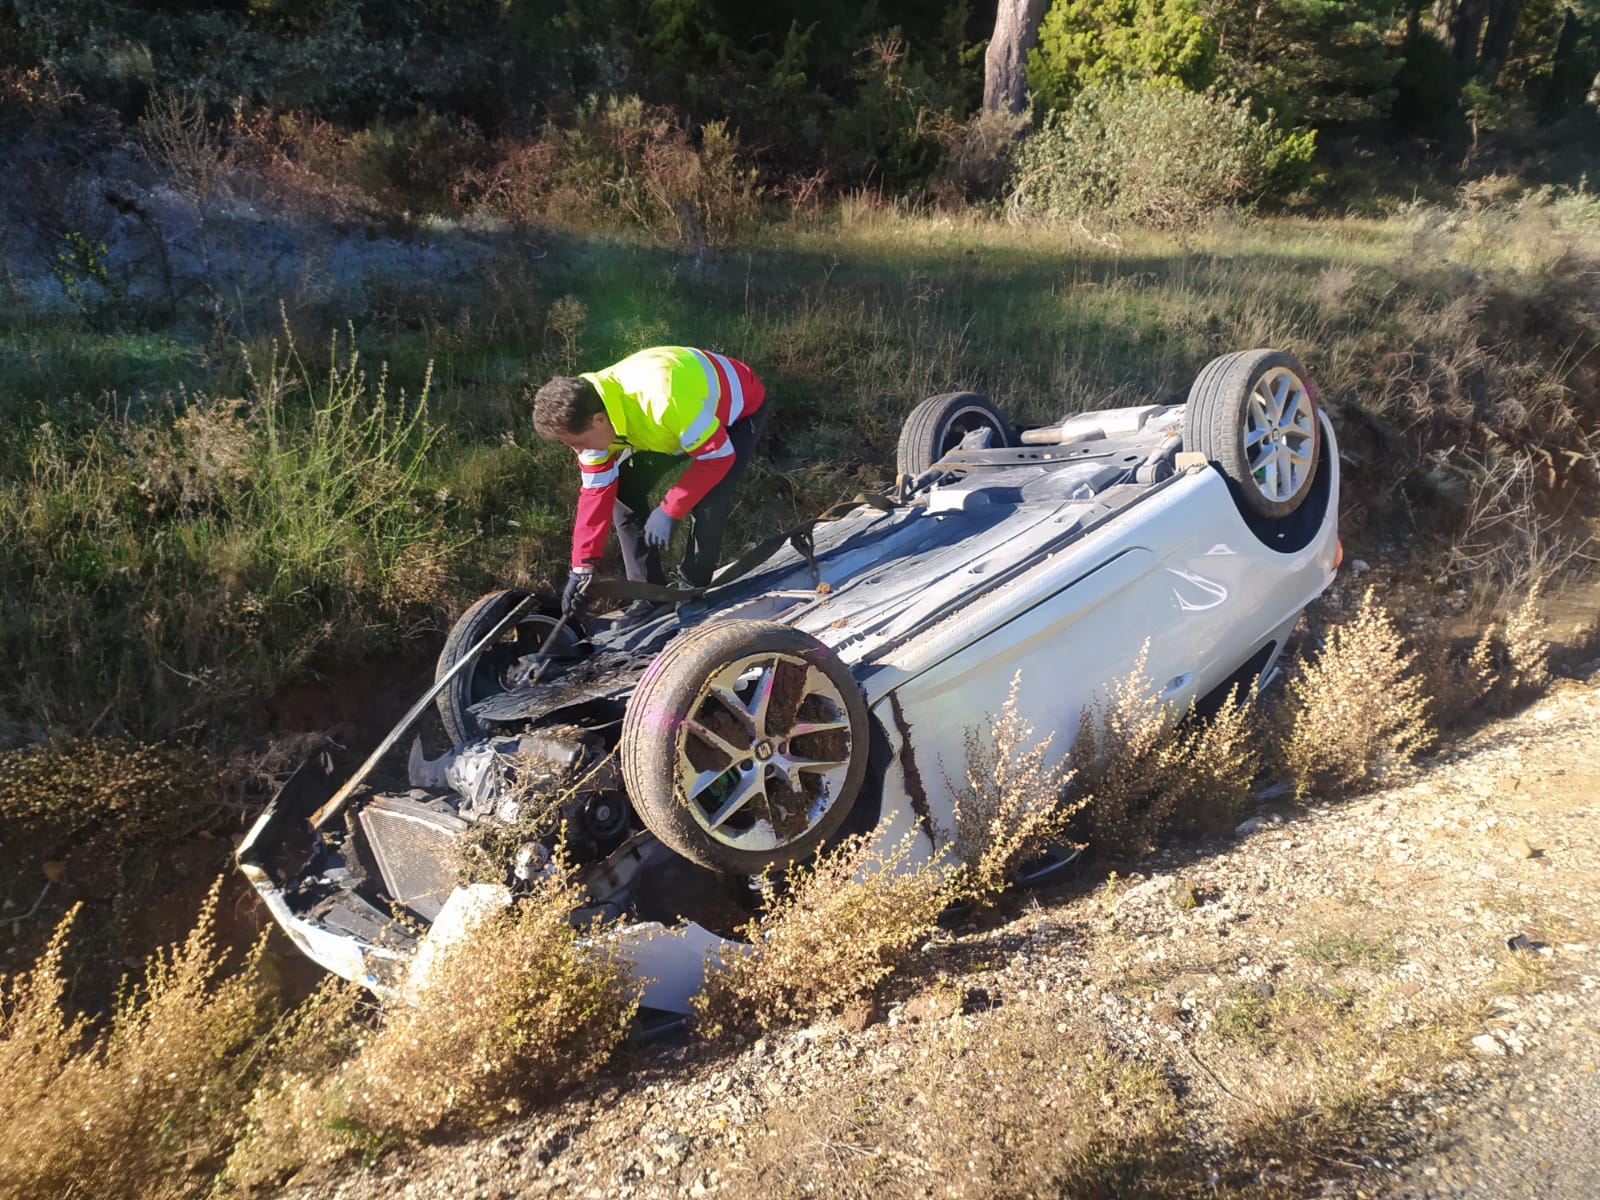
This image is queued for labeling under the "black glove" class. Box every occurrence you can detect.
[561,569,592,617]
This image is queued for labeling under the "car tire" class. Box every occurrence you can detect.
[621,620,870,875]
[1184,349,1321,521]
[896,391,1015,480]
[435,589,578,744]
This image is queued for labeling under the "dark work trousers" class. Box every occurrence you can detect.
[612,405,770,588]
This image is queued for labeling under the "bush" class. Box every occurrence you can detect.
[1282,588,1432,799]
[1068,646,1260,858]
[239,866,638,1164]
[1026,0,1217,113]
[0,322,463,740]
[0,738,222,901]
[692,831,953,1036]
[0,885,275,1200]
[1009,80,1315,228]
[224,980,367,1188]
[950,672,1084,906]
[465,97,760,248]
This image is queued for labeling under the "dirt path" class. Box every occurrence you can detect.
[283,667,1600,1200]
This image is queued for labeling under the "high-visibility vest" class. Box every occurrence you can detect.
[569,346,765,569]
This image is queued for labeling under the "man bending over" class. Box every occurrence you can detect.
[532,346,769,623]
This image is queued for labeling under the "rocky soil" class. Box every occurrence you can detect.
[283,668,1600,1200]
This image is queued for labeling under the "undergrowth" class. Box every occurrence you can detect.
[0,883,276,1200]
[1069,647,1260,860]
[227,866,638,1185]
[1282,587,1433,798]
[950,671,1084,906]
[692,831,954,1036]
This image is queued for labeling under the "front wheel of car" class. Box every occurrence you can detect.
[896,391,1015,480]
[620,620,870,875]
[435,589,579,744]
[1183,349,1321,521]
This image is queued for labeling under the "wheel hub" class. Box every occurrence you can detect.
[674,652,856,852]
[1246,368,1315,504]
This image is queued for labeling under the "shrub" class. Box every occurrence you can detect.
[1068,647,1260,858]
[692,831,954,1036]
[0,736,218,851]
[224,981,370,1188]
[1009,80,1315,228]
[0,884,275,1200]
[251,867,638,1158]
[464,97,760,248]
[1282,588,1432,799]
[0,738,225,920]
[1498,583,1551,698]
[950,671,1084,907]
[933,107,1030,205]
[350,109,488,217]
[1026,0,1217,113]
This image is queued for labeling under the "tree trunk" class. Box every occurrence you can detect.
[1446,0,1489,71]
[1479,0,1524,80]
[1544,6,1586,113]
[984,0,1051,113]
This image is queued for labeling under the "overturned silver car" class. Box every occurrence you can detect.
[240,348,1340,1021]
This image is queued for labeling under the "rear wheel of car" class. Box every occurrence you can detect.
[621,620,870,875]
[1184,349,1321,521]
[896,391,1016,480]
[435,589,579,744]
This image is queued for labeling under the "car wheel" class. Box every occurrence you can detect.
[1184,349,1321,520]
[435,589,579,744]
[896,391,1016,480]
[621,620,870,875]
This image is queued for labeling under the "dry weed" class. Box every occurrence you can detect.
[0,883,275,1200]
[1283,587,1432,799]
[1413,575,1555,731]
[1069,648,1262,859]
[724,1000,1184,1198]
[1499,582,1551,696]
[248,866,637,1162]
[692,831,953,1037]
[384,536,456,615]
[950,671,1083,906]
[0,737,224,888]
[464,100,759,247]
[224,980,368,1189]
[133,394,256,515]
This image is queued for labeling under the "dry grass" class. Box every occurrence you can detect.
[0,882,275,1200]
[716,968,1475,1199]
[1282,588,1433,799]
[1069,648,1261,859]
[726,1003,1184,1198]
[692,831,954,1037]
[950,671,1083,906]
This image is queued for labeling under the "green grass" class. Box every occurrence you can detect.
[1298,933,1405,971]
[2,191,1598,746]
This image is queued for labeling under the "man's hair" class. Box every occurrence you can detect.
[532,376,603,437]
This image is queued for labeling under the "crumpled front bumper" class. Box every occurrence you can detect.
[237,748,733,1015]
